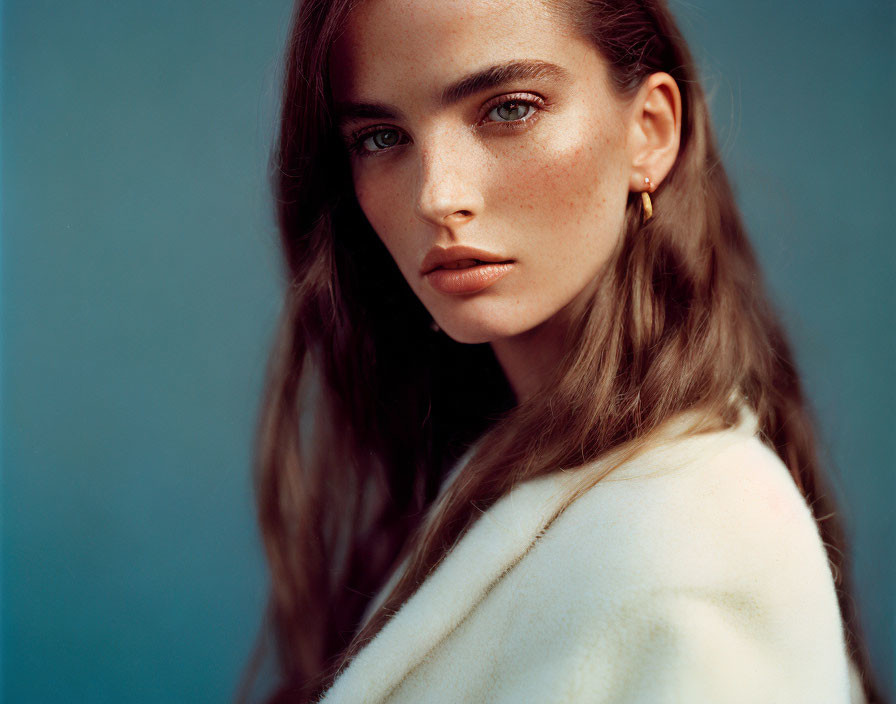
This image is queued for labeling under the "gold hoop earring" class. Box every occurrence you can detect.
[641,176,654,221]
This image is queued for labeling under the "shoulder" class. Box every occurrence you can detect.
[544,412,831,592]
[498,411,854,701]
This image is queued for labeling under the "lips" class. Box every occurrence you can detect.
[439,258,489,269]
[424,260,515,295]
[420,245,513,275]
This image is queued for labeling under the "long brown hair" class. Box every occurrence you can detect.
[237,0,883,701]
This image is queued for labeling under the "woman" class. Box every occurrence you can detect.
[238,0,883,701]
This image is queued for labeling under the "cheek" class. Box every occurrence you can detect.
[353,175,421,277]
[353,175,387,229]
[491,126,628,258]
[354,176,400,246]
[514,129,618,209]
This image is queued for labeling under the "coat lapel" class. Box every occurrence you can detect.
[318,398,756,703]
[318,471,574,703]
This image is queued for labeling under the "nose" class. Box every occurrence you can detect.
[412,134,483,229]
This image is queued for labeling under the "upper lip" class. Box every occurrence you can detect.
[420,245,513,275]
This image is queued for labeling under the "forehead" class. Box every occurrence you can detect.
[329,0,584,103]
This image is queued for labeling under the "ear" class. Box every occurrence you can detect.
[625,72,682,194]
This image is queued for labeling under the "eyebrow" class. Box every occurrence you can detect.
[334,59,571,128]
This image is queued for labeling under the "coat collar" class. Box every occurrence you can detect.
[318,400,759,702]
[318,470,572,703]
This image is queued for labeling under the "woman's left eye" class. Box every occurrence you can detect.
[483,98,540,124]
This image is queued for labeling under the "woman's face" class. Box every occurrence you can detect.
[329,0,636,344]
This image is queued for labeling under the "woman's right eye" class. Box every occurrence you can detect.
[348,127,406,157]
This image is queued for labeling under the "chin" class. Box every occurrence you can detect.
[439,326,497,345]
[434,311,538,345]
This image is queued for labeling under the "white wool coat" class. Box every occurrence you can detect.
[317,404,866,703]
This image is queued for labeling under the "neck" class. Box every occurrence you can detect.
[490,274,602,405]
[490,313,567,405]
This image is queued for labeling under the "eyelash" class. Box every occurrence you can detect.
[345,92,547,159]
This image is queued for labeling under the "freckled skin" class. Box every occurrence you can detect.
[330,0,639,398]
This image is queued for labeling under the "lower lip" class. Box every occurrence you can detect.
[425,262,515,295]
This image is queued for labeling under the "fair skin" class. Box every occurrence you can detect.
[330,0,681,403]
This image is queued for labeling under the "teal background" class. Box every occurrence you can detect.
[2,0,893,702]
